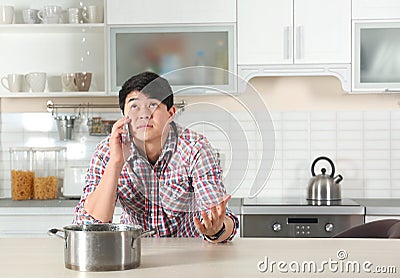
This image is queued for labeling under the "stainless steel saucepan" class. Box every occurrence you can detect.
[48,224,155,271]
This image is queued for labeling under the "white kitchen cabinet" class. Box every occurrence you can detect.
[106,0,236,25]
[0,0,106,98]
[237,0,351,92]
[0,206,122,238]
[353,0,400,20]
[237,0,292,65]
[106,0,237,95]
[238,0,351,65]
[352,20,400,92]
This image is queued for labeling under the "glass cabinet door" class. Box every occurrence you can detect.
[108,25,236,94]
[353,21,400,91]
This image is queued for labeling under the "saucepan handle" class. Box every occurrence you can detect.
[131,229,156,248]
[141,229,156,238]
[47,228,66,240]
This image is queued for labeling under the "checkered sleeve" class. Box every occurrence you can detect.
[190,137,239,241]
[72,138,113,225]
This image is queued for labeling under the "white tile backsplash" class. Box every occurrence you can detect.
[364,130,390,140]
[364,121,390,130]
[337,121,363,130]
[391,190,400,198]
[364,189,392,198]
[310,120,336,130]
[364,140,390,149]
[337,150,363,160]
[337,140,363,150]
[1,110,400,199]
[337,111,363,121]
[310,112,336,120]
[337,130,363,140]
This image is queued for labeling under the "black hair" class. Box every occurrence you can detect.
[118,71,174,115]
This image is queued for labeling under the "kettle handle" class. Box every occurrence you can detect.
[311,156,335,177]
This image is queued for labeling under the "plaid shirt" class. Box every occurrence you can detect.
[73,122,238,240]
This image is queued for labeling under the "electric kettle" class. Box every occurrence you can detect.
[307,156,343,201]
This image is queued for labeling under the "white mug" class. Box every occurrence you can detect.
[1,74,24,92]
[83,5,103,23]
[22,9,40,24]
[25,72,47,92]
[68,8,81,24]
[38,5,63,24]
[0,5,14,24]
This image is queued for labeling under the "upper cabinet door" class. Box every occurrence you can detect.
[238,0,350,65]
[294,0,351,64]
[353,0,400,20]
[107,0,236,24]
[238,0,293,65]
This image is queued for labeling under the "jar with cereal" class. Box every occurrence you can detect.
[32,147,66,200]
[9,147,34,200]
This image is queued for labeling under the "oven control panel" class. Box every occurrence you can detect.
[271,221,317,237]
[241,215,364,238]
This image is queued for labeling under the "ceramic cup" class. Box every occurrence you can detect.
[25,72,47,92]
[68,8,81,24]
[74,72,92,91]
[0,5,14,24]
[83,5,103,23]
[22,9,39,24]
[61,73,78,91]
[38,5,62,24]
[1,74,24,92]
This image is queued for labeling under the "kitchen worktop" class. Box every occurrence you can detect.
[0,199,79,208]
[352,198,400,215]
[0,237,399,277]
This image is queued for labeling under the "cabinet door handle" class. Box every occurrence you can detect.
[296,26,303,60]
[284,26,289,60]
[283,26,293,61]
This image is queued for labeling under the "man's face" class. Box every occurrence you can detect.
[124,90,175,143]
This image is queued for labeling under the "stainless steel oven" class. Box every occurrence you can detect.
[241,198,365,238]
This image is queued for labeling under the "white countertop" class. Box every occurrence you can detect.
[352,198,400,215]
[0,237,399,277]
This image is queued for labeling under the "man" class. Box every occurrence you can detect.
[73,72,239,243]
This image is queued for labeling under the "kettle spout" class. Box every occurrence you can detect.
[334,174,343,184]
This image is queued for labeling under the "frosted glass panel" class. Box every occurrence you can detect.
[116,32,228,86]
[110,27,232,91]
[360,28,400,83]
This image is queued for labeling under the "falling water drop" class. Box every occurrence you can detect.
[79,0,87,71]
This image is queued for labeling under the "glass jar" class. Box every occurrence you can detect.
[32,147,66,200]
[9,147,34,200]
[90,117,103,135]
